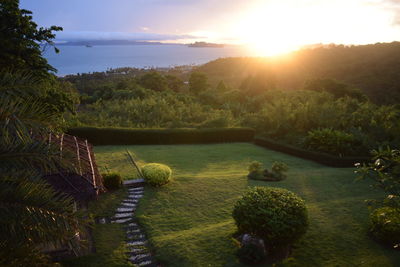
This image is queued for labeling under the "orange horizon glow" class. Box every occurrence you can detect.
[219,0,400,56]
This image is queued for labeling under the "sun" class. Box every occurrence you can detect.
[232,0,397,57]
[233,2,309,56]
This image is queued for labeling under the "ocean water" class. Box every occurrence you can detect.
[44,44,253,76]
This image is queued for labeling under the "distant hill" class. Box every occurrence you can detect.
[196,42,400,104]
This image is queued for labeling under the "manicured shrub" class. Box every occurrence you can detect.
[247,161,289,181]
[232,187,308,251]
[142,163,172,186]
[370,206,400,247]
[248,161,263,173]
[102,173,122,190]
[247,161,264,180]
[255,137,369,167]
[271,161,289,180]
[68,127,255,145]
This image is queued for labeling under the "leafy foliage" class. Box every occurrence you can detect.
[232,187,308,250]
[248,161,263,173]
[369,207,400,248]
[0,72,82,263]
[189,72,208,94]
[271,161,289,179]
[102,173,123,191]
[304,128,359,156]
[356,147,400,206]
[0,0,62,76]
[142,163,172,186]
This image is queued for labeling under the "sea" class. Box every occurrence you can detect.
[43,44,254,76]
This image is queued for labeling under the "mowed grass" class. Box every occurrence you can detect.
[94,143,400,267]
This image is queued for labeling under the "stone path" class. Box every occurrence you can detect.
[101,179,157,266]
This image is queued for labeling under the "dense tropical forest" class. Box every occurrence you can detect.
[64,43,400,157]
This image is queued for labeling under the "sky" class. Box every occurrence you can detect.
[21,0,400,56]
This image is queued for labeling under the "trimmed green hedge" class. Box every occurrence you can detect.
[68,127,255,145]
[254,137,369,168]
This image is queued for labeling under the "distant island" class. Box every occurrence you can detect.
[188,42,224,48]
[56,40,177,46]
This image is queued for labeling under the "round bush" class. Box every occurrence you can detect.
[141,163,172,186]
[232,187,308,248]
[102,173,122,190]
[370,206,400,247]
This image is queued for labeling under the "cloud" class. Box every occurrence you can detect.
[55,31,198,41]
[379,0,400,25]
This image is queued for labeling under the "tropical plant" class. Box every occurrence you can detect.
[304,128,358,156]
[356,147,400,207]
[0,73,83,264]
[369,206,400,248]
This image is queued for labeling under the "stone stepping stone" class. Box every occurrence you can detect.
[127,233,145,240]
[117,207,135,213]
[127,222,139,227]
[97,217,108,224]
[129,191,144,195]
[136,260,153,267]
[128,187,144,192]
[128,247,147,254]
[127,240,147,246]
[120,202,137,208]
[136,260,158,267]
[123,179,145,188]
[122,200,139,204]
[129,253,152,263]
[126,228,141,234]
[111,218,132,224]
[114,212,134,218]
[127,195,143,199]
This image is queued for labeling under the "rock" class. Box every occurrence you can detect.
[112,218,132,224]
[241,234,266,253]
[114,212,134,218]
[117,207,135,212]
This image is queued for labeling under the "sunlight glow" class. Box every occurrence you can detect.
[232,0,399,56]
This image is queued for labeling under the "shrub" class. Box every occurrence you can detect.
[304,128,358,156]
[102,173,122,190]
[247,161,263,180]
[370,206,400,247]
[142,163,172,186]
[248,161,263,173]
[232,187,308,250]
[68,127,255,145]
[271,161,289,179]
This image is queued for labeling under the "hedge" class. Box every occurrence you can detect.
[67,127,255,145]
[254,137,369,168]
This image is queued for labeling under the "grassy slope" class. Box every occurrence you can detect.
[94,143,400,267]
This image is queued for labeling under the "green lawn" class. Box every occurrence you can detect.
[94,143,400,267]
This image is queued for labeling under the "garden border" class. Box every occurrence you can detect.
[67,127,255,145]
[68,127,370,168]
[254,137,369,168]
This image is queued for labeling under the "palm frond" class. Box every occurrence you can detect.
[0,130,72,174]
[0,173,83,246]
